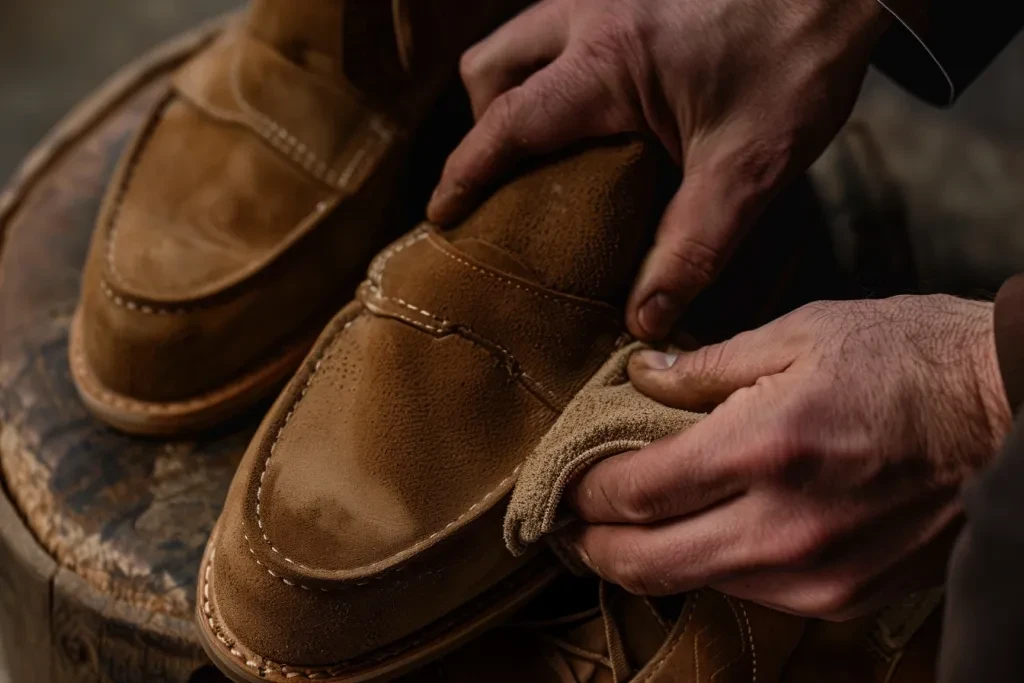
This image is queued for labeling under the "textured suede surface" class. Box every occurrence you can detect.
[72,0,524,426]
[201,140,672,676]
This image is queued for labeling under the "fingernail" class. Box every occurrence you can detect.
[633,349,679,370]
[637,292,682,339]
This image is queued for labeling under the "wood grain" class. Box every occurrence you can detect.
[0,16,240,683]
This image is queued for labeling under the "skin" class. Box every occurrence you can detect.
[430,0,894,338]
[568,296,1011,619]
[435,0,1014,618]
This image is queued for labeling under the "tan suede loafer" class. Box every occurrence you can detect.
[69,0,524,435]
[196,139,674,681]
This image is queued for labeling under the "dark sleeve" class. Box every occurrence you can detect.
[939,413,1024,682]
[871,1,1024,106]
[938,275,1024,682]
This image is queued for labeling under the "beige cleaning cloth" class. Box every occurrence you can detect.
[504,342,705,559]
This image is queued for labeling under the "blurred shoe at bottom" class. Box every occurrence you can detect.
[405,576,940,683]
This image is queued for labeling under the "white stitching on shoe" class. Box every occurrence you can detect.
[723,595,757,682]
[428,234,618,318]
[101,47,394,314]
[248,231,567,583]
[228,40,395,189]
[201,542,550,679]
[633,592,700,683]
[741,600,757,682]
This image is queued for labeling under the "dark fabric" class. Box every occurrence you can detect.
[872,1,1024,105]
[939,410,1024,682]
[994,274,1024,415]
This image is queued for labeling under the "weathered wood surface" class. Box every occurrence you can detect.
[0,16,241,683]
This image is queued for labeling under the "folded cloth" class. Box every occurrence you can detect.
[504,342,704,560]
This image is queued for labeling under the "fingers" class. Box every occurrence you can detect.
[569,404,760,524]
[571,493,759,596]
[626,128,796,340]
[459,0,568,119]
[712,498,960,620]
[427,51,630,225]
[628,311,807,409]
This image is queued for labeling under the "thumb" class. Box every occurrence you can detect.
[627,311,806,409]
[626,133,790,341]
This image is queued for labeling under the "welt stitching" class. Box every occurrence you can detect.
[634,592,700,683]
[201,548,548,679]
[72,342,219,413]
[69,324,304,415]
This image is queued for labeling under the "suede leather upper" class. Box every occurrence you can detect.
[72,0,526,430]
[201,141,673,676]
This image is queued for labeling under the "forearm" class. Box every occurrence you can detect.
[872,0,1024,105]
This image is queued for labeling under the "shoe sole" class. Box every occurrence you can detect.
[68,308,315,436]
[195,526,560,683]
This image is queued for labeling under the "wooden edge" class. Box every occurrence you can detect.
[0,478,59,682]
[0,15,237,682]
[0,11,235,255]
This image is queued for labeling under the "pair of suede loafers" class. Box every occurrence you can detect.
[68,4,941,682]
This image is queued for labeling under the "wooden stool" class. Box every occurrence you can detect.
[0,17,241,683]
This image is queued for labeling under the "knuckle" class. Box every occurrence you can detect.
[617,455,670,523]
[735,135,796,188]
[676,341,732,397]
[584,12,641,61]
[660,236,722,290]
[706,134,796,204]
[779,519,834,567]
[458,46,483,86]
[481,90,524,146]
[755,420,807,476]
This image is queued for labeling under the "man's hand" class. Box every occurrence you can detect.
[567,295,1012,620]
[428,0,893,340]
